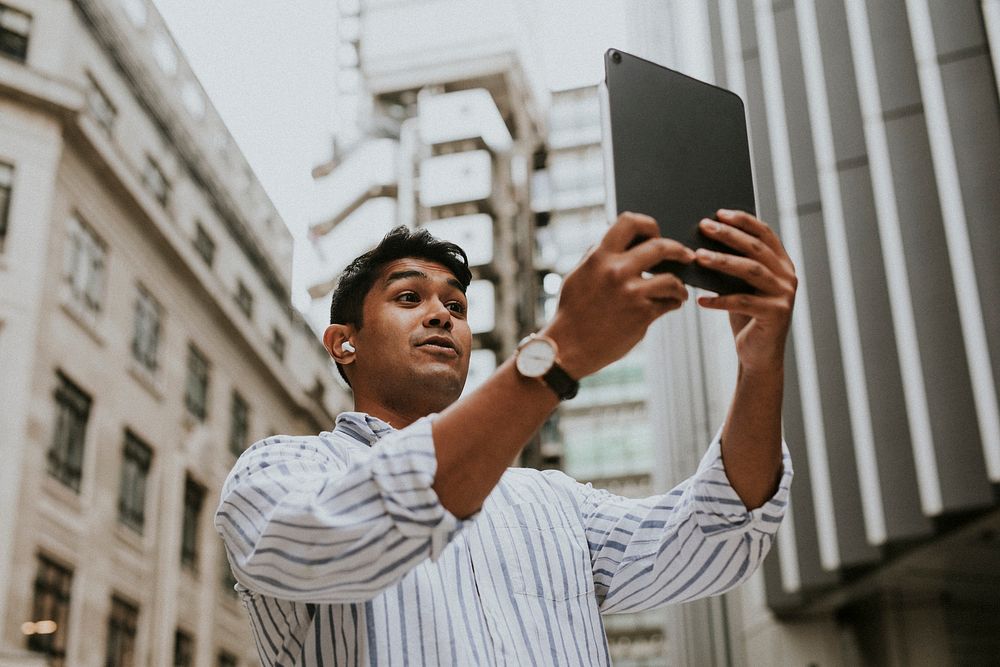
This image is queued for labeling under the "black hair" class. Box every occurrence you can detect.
[329,225,472,386]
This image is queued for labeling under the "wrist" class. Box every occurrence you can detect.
[738,359,784,384]
[538,319,588,380]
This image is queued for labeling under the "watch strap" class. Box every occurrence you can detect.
[542,362,579,401]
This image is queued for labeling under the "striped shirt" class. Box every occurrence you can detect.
[215,412,792,666]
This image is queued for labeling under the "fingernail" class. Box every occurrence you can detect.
[700,219,720,232]
[697,249,715,260]
[718,209,734,217]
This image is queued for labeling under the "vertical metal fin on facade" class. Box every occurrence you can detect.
[716,0,1000,611]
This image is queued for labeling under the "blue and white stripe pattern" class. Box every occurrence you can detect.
[215,412,791,666]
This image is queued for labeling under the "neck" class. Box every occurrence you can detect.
[352,393,450,429]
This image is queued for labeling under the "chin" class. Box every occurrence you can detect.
[417,372,466,406]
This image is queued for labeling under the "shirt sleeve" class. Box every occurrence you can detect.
[573,434,792,614]
[214,416,467,604]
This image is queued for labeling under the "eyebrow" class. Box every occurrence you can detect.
[383,270,466,294]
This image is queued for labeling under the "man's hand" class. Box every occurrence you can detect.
[543,212,695,380]
[693,209,797,373]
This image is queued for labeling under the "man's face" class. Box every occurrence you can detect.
[351,258,472,406]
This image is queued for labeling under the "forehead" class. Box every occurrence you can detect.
[374,258,462,290]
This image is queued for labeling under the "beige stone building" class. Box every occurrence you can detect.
[0,0,347,665]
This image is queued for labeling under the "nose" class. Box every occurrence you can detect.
[423,298,453,331]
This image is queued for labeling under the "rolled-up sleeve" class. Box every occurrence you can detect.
[214,416,465,604]
[574,435,792,614]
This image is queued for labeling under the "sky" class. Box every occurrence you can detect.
[152,0,628,309]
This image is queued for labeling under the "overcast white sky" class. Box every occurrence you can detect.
[152,0,628,306]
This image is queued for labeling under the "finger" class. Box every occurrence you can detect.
[623,237,695,273]
[698,218,782,272]
[601,211,660,253]
[649,297,685,315]
[633,271,689,303]
[695,249,781,293]
[697,293,790,320]
[716,209,784,255]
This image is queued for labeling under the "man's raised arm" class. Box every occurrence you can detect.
[432,212,694,518]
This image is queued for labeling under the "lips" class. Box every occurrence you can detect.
[417,335,458,355]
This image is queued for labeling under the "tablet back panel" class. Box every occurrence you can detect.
[604,49,756,294]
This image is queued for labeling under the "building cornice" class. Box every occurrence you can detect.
[0,50,343,430]
[70,0,293,305]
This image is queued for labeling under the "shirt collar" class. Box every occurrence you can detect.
[334,412,395,447]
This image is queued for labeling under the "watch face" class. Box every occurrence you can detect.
[516,338,556,378]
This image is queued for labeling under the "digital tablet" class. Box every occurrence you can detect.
[600,48,756,295]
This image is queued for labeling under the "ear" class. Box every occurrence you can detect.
[323,323,357,366]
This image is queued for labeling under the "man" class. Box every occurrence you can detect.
[216,209,796,666]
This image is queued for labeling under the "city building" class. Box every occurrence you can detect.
[532,84,670,666]
[0,0,347,665]
[626,1,1000,665]
[304,0,547,452]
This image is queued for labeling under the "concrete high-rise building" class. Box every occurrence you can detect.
[0,0,347,665]
[532,84,669,665]
[305,0,547,440]
[627,1,1000,665]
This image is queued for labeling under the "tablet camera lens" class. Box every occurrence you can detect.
[611,51,622,64]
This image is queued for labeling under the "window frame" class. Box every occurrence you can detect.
[142,155,170,206]
[0,160,12,250]
[228,391,249,457]
[117,430,152,534]
[234,280,253,319]
[48,372,92,492]
[192,222,215,267]
[180,476,205,570]
[184,344,210,422]
[173,629,194,667]
[63,214,107,318]
[27,554,73,666]
[131,284,162,373]
[104,594,139,667]
[0,3,31,62]
[85,72,117,134]
[270,327,286,362]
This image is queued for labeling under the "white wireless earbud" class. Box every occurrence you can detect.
[342,341,355,353]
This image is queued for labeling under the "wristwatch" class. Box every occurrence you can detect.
[514,334,579,400]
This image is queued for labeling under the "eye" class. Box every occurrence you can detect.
[396,291,420,304]
[447,301,467,315]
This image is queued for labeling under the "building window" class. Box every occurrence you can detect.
[173,629,194,667]
[131,285,161,372]
[217,650,237,667]
[192,222,215,267]
[48,372,92,492]
[0,160,12,250]
[234,281,253,318]
[270,328,285,361]
[220,549,238,597]
[118,431,152,533]
[184,344,209,421]
[0,3,31,61]
[181,476,205,570]
[142,156,169,206]
[26,555,73,666]
[105,595,139,667]
[63,215,107,318]
[228,391,248,457]
[85,73,116,134]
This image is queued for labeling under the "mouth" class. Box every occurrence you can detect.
[416,336,459,356]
